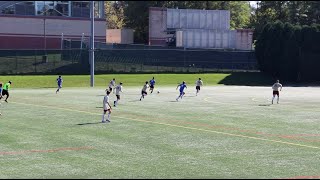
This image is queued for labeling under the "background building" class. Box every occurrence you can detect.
[0,1,106,49]
[149,7,253,50]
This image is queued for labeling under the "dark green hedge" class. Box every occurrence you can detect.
[255,21,320,82]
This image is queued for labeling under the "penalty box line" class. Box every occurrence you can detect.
[10,101,320,151]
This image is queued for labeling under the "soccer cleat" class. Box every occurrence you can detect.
[106,119,110,122]
[102,120,106,123]
[4,100,8,103]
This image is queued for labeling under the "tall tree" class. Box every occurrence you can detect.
[105,1,126,29]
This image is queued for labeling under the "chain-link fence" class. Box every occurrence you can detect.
[0,49,258,75]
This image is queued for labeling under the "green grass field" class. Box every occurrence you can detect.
[0,74,319,178]
[0,72,273,88]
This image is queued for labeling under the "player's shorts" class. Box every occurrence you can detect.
[2,89,8,96]
[196,86,200,90]
[150,85,154,89]
[103,108,111,112]
[109,87,112,91]
[273,91,279,96]
[58,84,62,88]
[141,90,147,95]
[116,95,120,100]
[180,91,185,96]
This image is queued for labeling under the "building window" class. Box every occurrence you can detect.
[1,5,15,15]
[0,1,103,18]
[72,1,90,18]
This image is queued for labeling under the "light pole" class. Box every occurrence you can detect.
[43,15,47,63]
[90,1,95,87]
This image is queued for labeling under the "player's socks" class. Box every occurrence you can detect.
[102,114,106,122]
[107,113,111,121]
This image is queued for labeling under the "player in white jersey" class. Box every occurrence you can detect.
[102,91,112,123]
[114,82,123,107]
[107,78,116,93]
[271,80,283,104]
[140,81,149,101]
[195,78,203,96]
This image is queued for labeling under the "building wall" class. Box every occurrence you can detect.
[106,29,134,44]
[148,7,168,46]
[176,29,236,49]
[0,15,106,49]
[149,7,254,50]
[167,9,230,30]
[235,29,253,50]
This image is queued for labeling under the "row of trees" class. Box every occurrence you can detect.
[255,21,320,82]
[250,1,320,40]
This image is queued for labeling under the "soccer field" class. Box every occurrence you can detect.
[0,85,319,178]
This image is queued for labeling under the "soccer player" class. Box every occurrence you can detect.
[271,80,283,104]
[176,81,187,101]
[0,82,2,115]
[0,81,12,103]
[102,91,112,123]
[114,82,123,107]
[56,75,63,94]
[0,82,2,100]
[108,78,116,93]
[195,78,203,96]
[149,77,156,94]
[140,81,149,101]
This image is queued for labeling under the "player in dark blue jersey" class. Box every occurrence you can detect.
[149,77,156,94]
[176,81,187,101]
[56,75,63,94]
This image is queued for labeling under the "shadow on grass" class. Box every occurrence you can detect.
[258,104,271,106]
[31,87,56,89]
[77,122,102,125]
[218,72,274,86]
[128,100,141,102]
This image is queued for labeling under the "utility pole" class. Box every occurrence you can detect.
[90,1,95,87]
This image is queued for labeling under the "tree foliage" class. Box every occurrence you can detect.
[255,21,320,82]
[250,1,320,40]
[105,1,126,29]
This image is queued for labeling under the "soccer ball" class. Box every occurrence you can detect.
[157,91,160,93]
